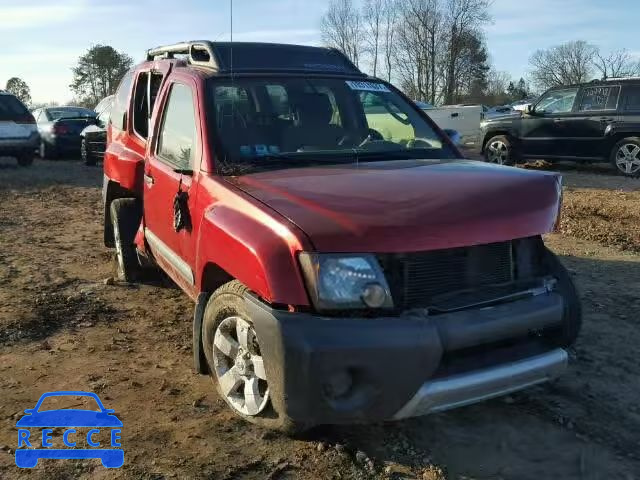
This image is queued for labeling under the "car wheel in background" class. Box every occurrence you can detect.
[39,141,57,160]
[484,135,515,166]
[611,137,640,177]
[109,198,142,282]
[16,153,34,167]
[202,280,307,433]
[82,139,96,166]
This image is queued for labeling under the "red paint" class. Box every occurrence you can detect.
[104,58,562,308]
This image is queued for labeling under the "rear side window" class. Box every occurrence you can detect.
[157,83,197,169]
[0,95,29,121]
[620,86,640,112]
[578,85,620,111]
[111,71,134,130]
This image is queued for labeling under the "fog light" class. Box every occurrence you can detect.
[361,282,387,308]
[323,370,353,399]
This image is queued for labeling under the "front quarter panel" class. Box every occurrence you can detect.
[195,177,312,306]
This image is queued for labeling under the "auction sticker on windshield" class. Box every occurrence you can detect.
[346,80,391,92]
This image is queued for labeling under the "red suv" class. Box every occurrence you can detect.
[103,41,580,431]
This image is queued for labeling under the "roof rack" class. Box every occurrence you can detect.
[147,40,219,70]
[145,40,363,76]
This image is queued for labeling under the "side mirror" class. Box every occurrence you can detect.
[24,409,34,414]
[443,129,462,146]
[526,104,535,114]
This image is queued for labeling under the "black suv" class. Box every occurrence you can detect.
[480,78,640,177]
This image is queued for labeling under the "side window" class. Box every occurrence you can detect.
[620,86,640,112]
[265,85,289,117]
[578,86,620,111]
[132,72,149,138]
[157,84,197,169]
[535,88,579,114]
[111,70,134,130]
[358,91,417,143]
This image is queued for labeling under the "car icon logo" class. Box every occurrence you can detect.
[15,391,123,468]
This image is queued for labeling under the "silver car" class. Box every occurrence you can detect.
[0,91,39,166]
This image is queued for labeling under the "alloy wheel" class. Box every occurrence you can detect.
[615,143,640,175]
[213,316,269,416]
[487,140,509,164]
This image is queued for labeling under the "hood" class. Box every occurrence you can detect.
[230,159,561,253]
[483,111,522,122]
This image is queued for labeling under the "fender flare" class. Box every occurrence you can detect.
[193,292,210,374]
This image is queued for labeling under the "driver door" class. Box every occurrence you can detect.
[521,87,579,157]
[143,80,200,291]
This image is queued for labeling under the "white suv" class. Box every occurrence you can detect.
[0,91,39,166]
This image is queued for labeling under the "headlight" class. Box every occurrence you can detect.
[298,253,393,311]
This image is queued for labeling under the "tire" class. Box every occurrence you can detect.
[542,248,582,347]
[39,140,57,160]
[17,153,34,167]
[202,280,306,433]
[109,198,142,282]
[81,139,96,166]
[484,135,515,166]
[610,137,640,177]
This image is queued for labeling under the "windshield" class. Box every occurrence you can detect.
[47,108,95,120]
[208,77,457,173]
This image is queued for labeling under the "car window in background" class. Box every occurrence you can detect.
[0,94,29,120]
[157,83,197,169]
[535,88,579,114]
[47,108,95,120]
[97,99,114,126]
[578,85,620,111]
[620,85,640,112]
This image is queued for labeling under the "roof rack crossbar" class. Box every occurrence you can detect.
[146,40,218,70]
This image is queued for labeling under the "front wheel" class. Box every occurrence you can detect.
[484,135,515,166]
[81,139,96,166]
[17,153,34,167]
[611,137,640,177]
[202,281,306,432]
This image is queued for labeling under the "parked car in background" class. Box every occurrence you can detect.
[103,40,580,431]
[80,95,114,166]
[0,90,38,167]
[511,97,537,112]
[485,105,514,118]
[418,103,483,145]
[481,78,640,177]
[32,106,97,159]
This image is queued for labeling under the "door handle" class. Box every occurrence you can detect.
[599,117,614,123]
[451,112,459,118]
[144,173,154,186]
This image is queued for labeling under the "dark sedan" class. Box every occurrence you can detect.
[32,106,96,160]
[81,95,114,166]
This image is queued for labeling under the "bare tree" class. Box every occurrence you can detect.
[441,0,491,104]
[320,0,364,67]
[381,0,399,82]
[593,49,640,79]
[362,0,384,76]
[529,41,597,90]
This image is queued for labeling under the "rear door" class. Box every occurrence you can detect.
[143,80,201,291]
[560,84,621,159]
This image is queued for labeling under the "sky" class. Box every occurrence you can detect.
[1,0,639,104]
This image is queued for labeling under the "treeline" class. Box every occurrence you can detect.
[320,0,529,106]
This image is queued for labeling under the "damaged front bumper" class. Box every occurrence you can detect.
[245,287,569,425]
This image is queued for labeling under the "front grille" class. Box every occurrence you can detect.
[379,241,516,310]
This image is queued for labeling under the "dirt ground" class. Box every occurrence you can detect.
[0,157,639,480]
